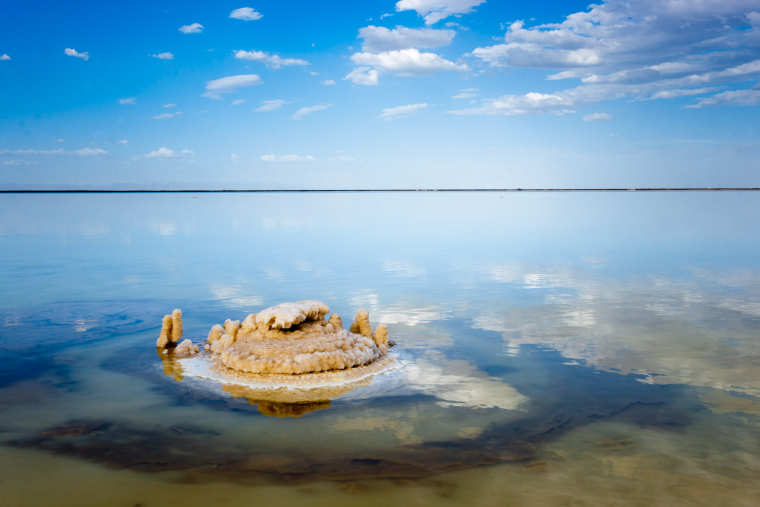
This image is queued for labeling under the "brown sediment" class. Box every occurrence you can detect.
[6,396,694,485]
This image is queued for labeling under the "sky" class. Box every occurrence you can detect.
[1,0,760,189]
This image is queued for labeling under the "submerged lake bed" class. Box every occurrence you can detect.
[1,192,759,506]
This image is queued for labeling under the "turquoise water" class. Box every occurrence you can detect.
[1,192,759,506]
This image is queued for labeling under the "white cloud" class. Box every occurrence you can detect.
[151,52,174,60]
[64,48,89,61]
[162,103,176,108]
[465,1,760,115]
[260,154,315,162]
[358,25,456,52]
[145,147,193,158]
[152,112,181,119]
[178,23,203,34]
[351,48,467,75]
[229,7,263,21]
[396,0,486,25]
[234,50,309,68]
[118,97,136,105]
[688,89,760,108]
[347,48,467,84]
[452,87,477,99]
[203,74,261,99]
[450,91,576,116]
[230,153,240,161]
[322,79,336,86]
[0,147,106,156]
[118,139,128,144]
[647,87,717,100]
[0,54,10,61]
[379,102,428,119]
[292,103,331,119]
[583,112,612,122]
[74,147,107,156]
[345,66,379,85]
[255,99,288,112]
[231,98,246,105]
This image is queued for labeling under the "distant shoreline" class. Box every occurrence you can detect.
[1,188,759,194]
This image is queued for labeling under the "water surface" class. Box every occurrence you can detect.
[1,192,759,506]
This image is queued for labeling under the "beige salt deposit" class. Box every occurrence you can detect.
[205,300,393,374]
[155,308,199,358]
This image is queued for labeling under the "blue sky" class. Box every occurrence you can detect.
[1,0,759,188]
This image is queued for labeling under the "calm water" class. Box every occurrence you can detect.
[1,192,759,506]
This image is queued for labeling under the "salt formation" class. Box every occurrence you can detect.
[155,309,199,357]
[205,300,393,374]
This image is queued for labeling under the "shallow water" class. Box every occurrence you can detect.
[1,192,759,506]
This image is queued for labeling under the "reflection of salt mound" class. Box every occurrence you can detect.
[206,300,392,374]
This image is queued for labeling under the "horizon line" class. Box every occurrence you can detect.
[1,187,760,194]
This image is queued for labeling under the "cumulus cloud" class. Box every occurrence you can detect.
[151,52,174,60]
[260,154,315,162]
[583,112,612,122]
[64,48,89,61]
[345,67,379,85]
[203,74,261,99]
[145,147,193,158]
[0,54,10,61]
[396,0,486,25]
[352,48,466,74]
[450,91,576,116]
[292,103,331,119]
[379,102,428,119]
[463,1,760,115]
[178,23,203,34]
[358,25,455,52]
[229,7,263,21]
[118,97,135,105]
[255,99,287,112]
[234,50,309,68]
[347,48,466,85]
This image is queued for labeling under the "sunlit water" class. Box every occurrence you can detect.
[1,192,759,506]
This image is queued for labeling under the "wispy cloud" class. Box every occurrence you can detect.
[260,153,315,162]
[583,112,612,122]
[150,52,174,60]
[178,22,203,34]
[162,103,176,108]
[292,103,331,119]
[64,48,89,61]
[0,147,107,156]
[145,147,193,158]
[203,74,261,99]
[452,88,478,99]
[379,103,428,119]
[234,50,309,68]
[229,7,263,21]
[0,54,10,61]
[152,111,181,120]
[118,97,136,105]
[322,79,336,86]
[255,99,287,112]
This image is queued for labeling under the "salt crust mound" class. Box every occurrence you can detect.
[155,309,199,358]
[206,300,392,375]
